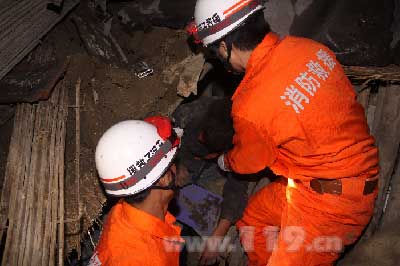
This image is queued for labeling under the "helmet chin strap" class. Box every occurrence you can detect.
[222,40,242,75]
[226,40,232,64]
[220,40,234,72]
[151,170,179,191]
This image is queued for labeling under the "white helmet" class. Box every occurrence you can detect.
[95,117,180,197]
[193,0,264,46]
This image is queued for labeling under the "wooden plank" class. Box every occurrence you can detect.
[364,84,400,237]
[381,151,400,227]
[343,65,400,83]
[356,87,370,112]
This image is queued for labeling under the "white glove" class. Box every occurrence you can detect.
[217,154,230,172]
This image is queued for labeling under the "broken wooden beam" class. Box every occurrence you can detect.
[71,15,120,63]
[0,58,69,104]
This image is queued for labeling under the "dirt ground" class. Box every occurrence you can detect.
[338,220,400,266]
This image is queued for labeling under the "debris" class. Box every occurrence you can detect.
[198,62,214,82]
[137,0,162,15]
[133,61,154,78]
[116,0,196,29]
[162,54,205,97]
[103,16,113,36]
[72,15,119,63]
[177,55,206,97]
[92,89,99,105]
[117,9,132,25]
[0,58,69,104]
[93,0,108,16]
[110,34,129,64]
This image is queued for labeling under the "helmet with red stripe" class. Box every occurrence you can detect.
[95,117,180,197]
[193,0,264,46]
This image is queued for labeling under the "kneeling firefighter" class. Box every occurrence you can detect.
[189,0,380,265]
[89,117,184,266]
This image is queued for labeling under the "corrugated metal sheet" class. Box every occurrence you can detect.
[0,0,79,80]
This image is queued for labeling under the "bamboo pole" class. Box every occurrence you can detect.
[73,78,82,260]
[2,104,35,266]
[41,105,57,265]
[49,113,60,266]
[1,81,68,266]
[50,85,63,266]
[1,105,22,265]
[58,83,68,266]
[16,106,36,266]
[0,104,22,241]
[21,104,43,266]
[32,104,52,265]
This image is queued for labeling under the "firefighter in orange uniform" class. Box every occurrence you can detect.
[88,117,183,266]
[191,0,379,265]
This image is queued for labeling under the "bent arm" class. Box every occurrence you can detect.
[225,115,277,174]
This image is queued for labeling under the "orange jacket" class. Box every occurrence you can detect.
[226,32,378,181]
[89,200,183,266]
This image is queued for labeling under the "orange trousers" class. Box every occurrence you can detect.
[236,177,377,266]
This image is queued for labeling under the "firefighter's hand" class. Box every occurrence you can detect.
[199,219,231,265]
[198,237,222,266]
